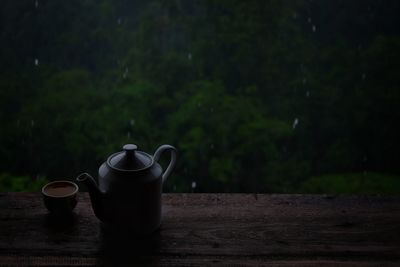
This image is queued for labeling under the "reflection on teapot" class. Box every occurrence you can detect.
[76,144,177,235]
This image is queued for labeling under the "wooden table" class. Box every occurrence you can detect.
[0,193,399,266]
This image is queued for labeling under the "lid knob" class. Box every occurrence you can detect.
[123,144,137,153]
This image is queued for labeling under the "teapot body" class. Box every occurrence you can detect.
[98,161,163,234]
[77,144,177,235]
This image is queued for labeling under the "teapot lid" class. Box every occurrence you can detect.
[107,144,153,171]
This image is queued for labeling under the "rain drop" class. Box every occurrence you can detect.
[188,53,192,60]
[312,25,316,32]
[34,59,39,66]
[127,131,131,138]
[31,120,35,127]
[362,73,366,80]
[117,18,122,25]
[210,144,214,149]
[35,0,38,8]
[302,78,307,85]
[122,67,128,79]
[210,107,214,113]
[292,12,298,19]
[130,119,135,126]
[292,118,299,129]
[307,17,312,23]
[191,181,197,189]
[306,90,310,97]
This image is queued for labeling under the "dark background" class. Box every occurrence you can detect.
[0,0,399,193]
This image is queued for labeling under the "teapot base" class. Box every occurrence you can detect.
[100,221,161,237]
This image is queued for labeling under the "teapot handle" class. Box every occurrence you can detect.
[153,145,177,184]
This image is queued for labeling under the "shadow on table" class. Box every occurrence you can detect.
[43,213,79,234]
[98,226,162,266]
[42,213,162,266]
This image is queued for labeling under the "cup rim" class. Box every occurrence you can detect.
[42,180,79,198]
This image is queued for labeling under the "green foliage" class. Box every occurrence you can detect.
[166,81,293,192]
[0,173,48,192]
[301,173,400,195]
[0,0,399,193]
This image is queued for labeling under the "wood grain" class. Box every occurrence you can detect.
[0,193,399,266]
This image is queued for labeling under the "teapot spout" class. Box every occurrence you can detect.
[76,173,106,222]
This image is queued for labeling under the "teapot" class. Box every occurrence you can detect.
[76,144,177,235]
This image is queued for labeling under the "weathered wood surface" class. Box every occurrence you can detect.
[0,193,399,266]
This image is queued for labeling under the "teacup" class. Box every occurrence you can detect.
[42,181,78,214]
